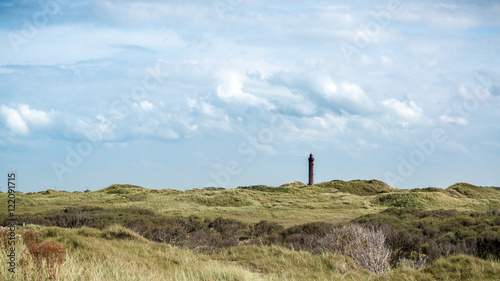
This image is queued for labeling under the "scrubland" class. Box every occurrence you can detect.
[1,180,499,280]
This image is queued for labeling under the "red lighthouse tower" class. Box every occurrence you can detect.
[308,153,314,185]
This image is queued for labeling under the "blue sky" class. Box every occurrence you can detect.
[1,0,499,192]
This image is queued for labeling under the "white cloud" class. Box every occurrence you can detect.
[314,113,347,131]
[316,74,338,99]
[185,95,231,131]
[138,100,154,111]
[313,74,372,112]
[0,105,29,135]
[18,104,53,127]
[216,70,275,110]
[339,82,370,105]
[196,102,216,117]
[439,114,468,126]
[0,104,54,136]
[382,98,428,125]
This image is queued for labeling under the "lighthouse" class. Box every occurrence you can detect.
[308,154,314,185]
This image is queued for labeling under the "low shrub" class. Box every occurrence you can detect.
[208,217,245,239]
[23,229,44,243]
[283,221,333,237]
[317,224,391,274]
[250,220,284,238]
[26,241,66,280]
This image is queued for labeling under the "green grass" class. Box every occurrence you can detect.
[4,181,498,228]
[373,193,426,208]
[376,255,500,280]
[315,179,395,196]
[445,183,500,200]
[2,181,499,230]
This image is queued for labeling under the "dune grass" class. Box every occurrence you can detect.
[376,255,500,281]
[1,225,267,281]
[4,181,499,227]
[1,225,368,280]
[2,225,499,280]
[1,180,499,280]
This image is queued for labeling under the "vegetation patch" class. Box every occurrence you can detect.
[410,187,444,193]
[354,208,500,263]
[190,192,253,207]
[101,224,147,241]
[278,181,306,188]
[100,184,148,195]
[236,185,271,191]
[317,179,394,196]
[423,255,500,280]
[373,192,425,208]
[445,183,500,199]
[237,184,303,194]
[11,206,158,229]
[214,245,370,280]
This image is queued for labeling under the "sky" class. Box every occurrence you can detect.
[0,0,499,193]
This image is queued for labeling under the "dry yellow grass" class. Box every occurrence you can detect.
[1,224,499,280]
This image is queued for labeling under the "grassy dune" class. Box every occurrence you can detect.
[1,180,499,280]
[3,181,499,227]
[1,225,499,280]
[1,225,370,280]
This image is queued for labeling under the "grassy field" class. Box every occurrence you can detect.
[1,180,500,280]
[4,180,499,227]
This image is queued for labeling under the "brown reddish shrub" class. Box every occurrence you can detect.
[22,229,44,243]
[27,241,66,279]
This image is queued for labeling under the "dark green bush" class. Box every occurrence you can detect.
[282,222,333,237]
[251,220,284,238]
[354,208,500,263]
